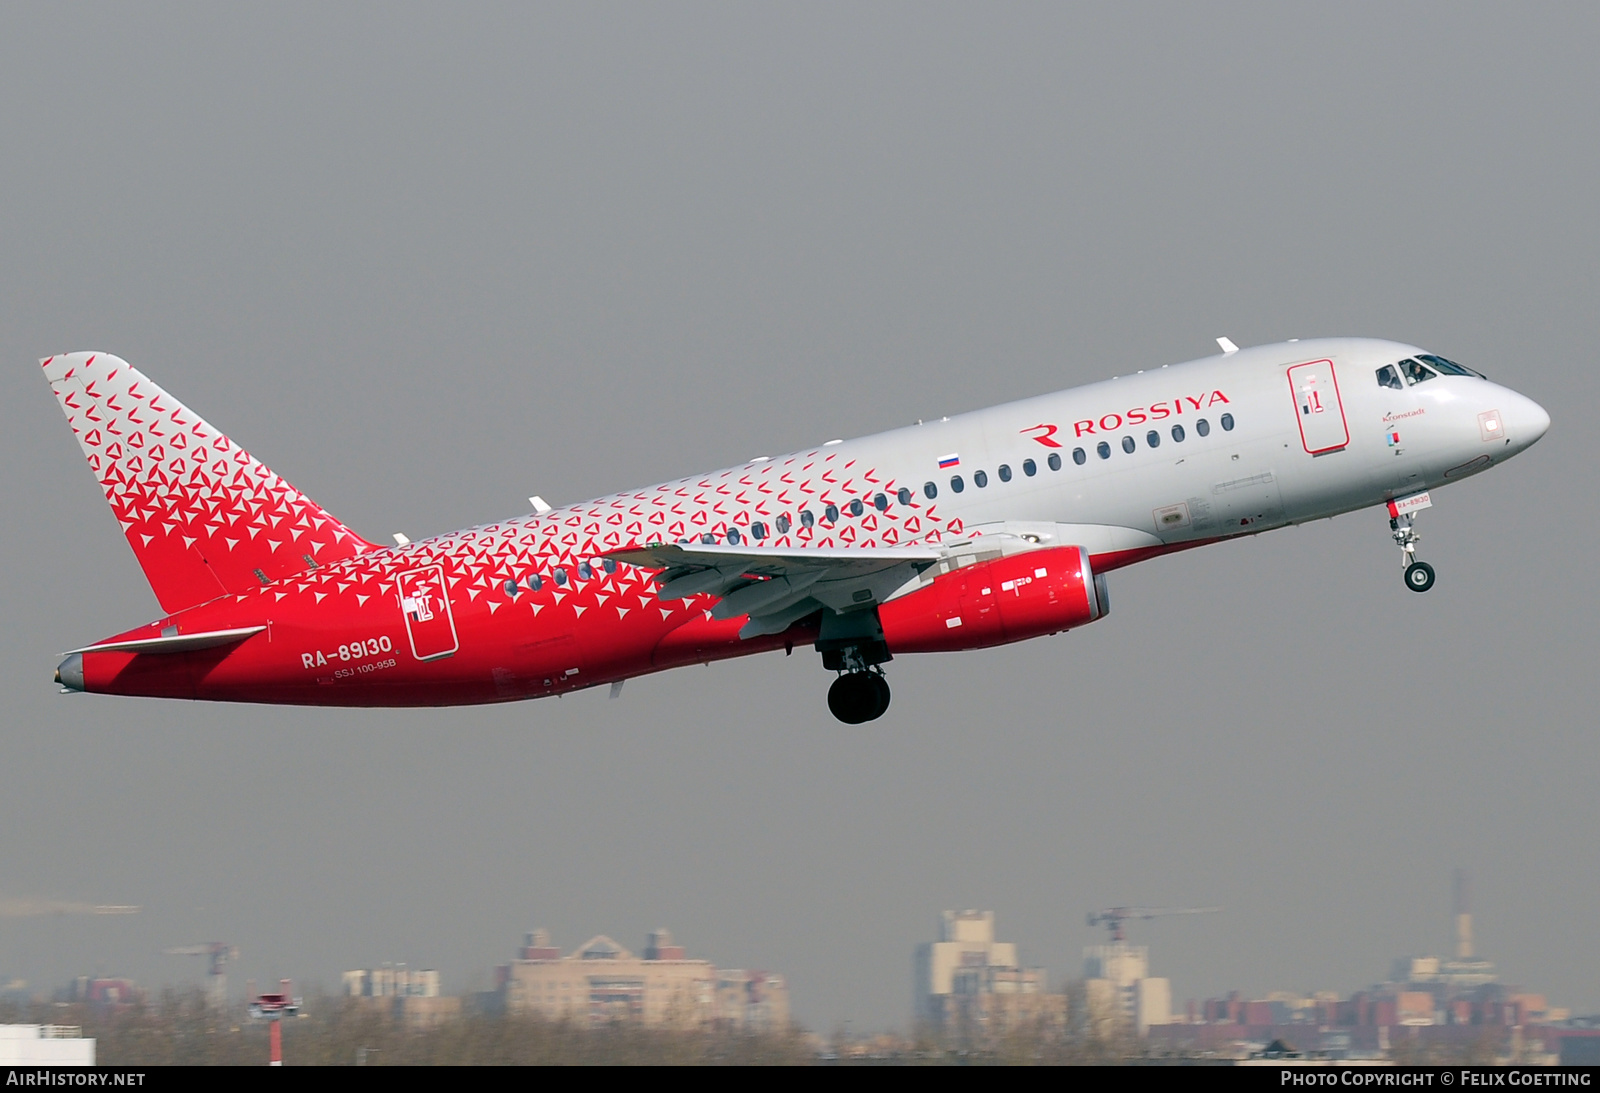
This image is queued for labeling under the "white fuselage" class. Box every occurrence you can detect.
[732,337,1547,563]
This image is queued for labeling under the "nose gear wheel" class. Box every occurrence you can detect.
[1405,561,1436,592]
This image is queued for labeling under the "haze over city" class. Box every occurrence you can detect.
[1,3,1596,1032]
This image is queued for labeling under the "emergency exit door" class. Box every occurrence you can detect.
[398,565,459,662]
[1287,359,1350,454]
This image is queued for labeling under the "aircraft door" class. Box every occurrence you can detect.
[1287,359,1350,454]
[398,565,459,662]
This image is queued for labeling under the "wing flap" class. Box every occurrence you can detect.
[604,542,944,617]
[604,542,942,577]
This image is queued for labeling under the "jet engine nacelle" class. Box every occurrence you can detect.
[878,545,1107,654]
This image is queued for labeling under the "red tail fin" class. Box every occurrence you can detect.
[43,352,377,613]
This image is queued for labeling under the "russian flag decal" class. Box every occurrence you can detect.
[1386,431,1401,446]
[937,453,960,468]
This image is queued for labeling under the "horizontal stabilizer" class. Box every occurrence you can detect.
[65,625,266,657]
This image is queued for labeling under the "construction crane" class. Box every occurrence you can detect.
[1087,906,1219,942]
[162,942,238,1010]
[0,899,140,917]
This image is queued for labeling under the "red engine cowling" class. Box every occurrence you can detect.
[878,545,1106,653]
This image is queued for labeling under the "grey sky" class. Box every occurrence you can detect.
[2,3,1596,1028]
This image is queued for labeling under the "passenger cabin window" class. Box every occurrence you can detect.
[924,481,938,499]
[1401,358,1437,385]
[973,470,988,487]
[848,498,864,516]
[1022,459,1036,476]
[1196,418,1210,437]
[726,527,742,545]
[578,561,593,580]
[602,559,617,574]
[1146,430,1160,448]
[1121,436,1136,454]
[554,567,569,586]
[1071,449,1084,466]
[1171,424,1186,442]
[1050,453,1064,470]
[1221,413,1235,431]
[526,574,543,591]
[1096,441,1111,459]
[1377,364,1403,390]
[897,487,912,505]
[700,532,717,545]
[824,504,840,523]
[750,521,767,539]
[775,514,791,534]
[504,579,519,596]
[950,475,965,493]
[800,510,815,529]
[998,464,1012,482]
[873,493,888,511]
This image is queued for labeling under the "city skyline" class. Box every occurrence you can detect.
[6,872,1578,1036]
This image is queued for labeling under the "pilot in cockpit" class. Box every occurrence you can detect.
[1378,355,1485,391]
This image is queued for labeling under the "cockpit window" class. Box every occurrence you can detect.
[1400,358,1437,385]
[1376,364,1403,390]
[1417,353,1485,379]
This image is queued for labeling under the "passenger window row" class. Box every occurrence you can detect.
[662,486,932,549]
[503,558,618,596]
[926,416,1235,497]
[512,409,1244,575]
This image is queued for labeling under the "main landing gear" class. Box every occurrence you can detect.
[828,669,891,724]
[816,611,893,723]
[1392,512,1436,593]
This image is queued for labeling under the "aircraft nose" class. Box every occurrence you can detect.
[1505,391,1551,447]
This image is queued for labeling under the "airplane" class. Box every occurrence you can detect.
[44,337,1548,724]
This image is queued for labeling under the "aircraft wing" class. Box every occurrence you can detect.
[602,542,944,636]
[604,541,942,577]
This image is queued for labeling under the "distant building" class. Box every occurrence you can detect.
[716,969,789,1033]
[343,965,442,998]
[343,965,460,1029]
[0,1025,94,1066]
[914,911,1065,1038]
[61,977,142,1011]
[1084,942,1171,1035]
[495,928,788,1031]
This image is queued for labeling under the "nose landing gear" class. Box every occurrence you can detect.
[1389,493,1436,592]
[828,669,891,724]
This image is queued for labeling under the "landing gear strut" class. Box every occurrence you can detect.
[828,669,891,724]
[816,610,893,723]
[1391,511,1435,593]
